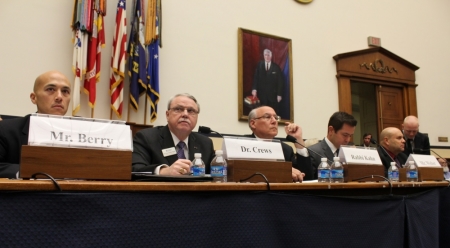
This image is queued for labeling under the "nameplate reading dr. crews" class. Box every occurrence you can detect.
[28,115,132,150]
[221,136,285,161]
[338,146,382,165]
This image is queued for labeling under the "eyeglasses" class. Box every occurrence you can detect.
[404,130,418,134]
[169,106,199,116]
[253,114,281,121]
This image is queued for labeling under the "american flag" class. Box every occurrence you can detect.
[110,0,127,118]
[84,9,105,109]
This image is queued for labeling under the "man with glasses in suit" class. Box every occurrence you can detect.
[247,106,312,182]
[402,115,430,157]
[132,93,215,175]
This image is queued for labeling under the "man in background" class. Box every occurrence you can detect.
[252,49,284,113]
[247,106,312,182]
[308,111,358,178]
[377,127,407,175]
[402,115,430,157]
[0,70,71,178]
[132,93,215,175]
[361,133,376,148]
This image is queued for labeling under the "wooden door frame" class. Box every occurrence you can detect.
[333,47,419,118]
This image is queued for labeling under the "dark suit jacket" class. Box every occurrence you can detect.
[377,146,408,176]
[252,61,284,111]
[0,115,30,178]
[246,134,313,180]
[308,138,335,179]
[402,131,430,157]
[132,125,215,173]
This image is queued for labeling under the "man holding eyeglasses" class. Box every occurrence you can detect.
[132,93,215,175]
[401,115,430,157]
[308,111,357,179]
[247,106,312,182]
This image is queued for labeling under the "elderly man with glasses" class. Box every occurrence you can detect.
[132,93,215,175]
[401,115,430,157]
[247,106,312,182]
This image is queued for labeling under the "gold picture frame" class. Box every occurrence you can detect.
[238,28,294,122]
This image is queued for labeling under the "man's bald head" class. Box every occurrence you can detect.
[30,71,71,115]
[402,115,419,140]
[380,127,405,155]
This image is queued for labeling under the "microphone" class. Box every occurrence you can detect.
[370,138,377,145]
[286,135,333,164]
[198,126,224,138]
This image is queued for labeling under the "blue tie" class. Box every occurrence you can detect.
[177,141,186,159]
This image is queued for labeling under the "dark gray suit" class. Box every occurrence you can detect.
[402,131,430,157]
[308,138,335,179]
[0,115,30,178]
[132,125,215,173]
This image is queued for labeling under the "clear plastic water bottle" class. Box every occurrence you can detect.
[388,162,399,182]
[210,150,227,182]
[191,153,205,176]
[406,161,418,182]
[330,157,344,183]
[317,157,330,183]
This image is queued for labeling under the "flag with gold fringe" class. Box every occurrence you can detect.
[110,0,127,118]
[84,0,106,109]
[128,0,147,112]
[146,0,160,122]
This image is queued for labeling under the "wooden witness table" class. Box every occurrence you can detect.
[1,179,450,247]
[0,179,447,194]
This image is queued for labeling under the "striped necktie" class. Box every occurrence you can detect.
[176,141,186,159]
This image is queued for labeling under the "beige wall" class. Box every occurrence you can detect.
[1,0,450,147]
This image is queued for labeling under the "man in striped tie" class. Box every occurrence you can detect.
[132,93,215,175]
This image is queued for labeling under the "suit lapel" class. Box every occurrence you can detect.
[188,133,201,160]
[21,115,31,145]
[160,126,178,165]
[321,139,334,160]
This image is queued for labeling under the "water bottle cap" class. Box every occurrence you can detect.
[215,150,223,155]
[321,157,327,162]
[194,153,202,158]
[333,157,340,161]
[390,162,396,166]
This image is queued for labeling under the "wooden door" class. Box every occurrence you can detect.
[376,85,404,132]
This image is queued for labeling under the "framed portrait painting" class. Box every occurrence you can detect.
[238,28,293,122]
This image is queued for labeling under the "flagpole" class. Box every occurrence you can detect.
[127,103,131,122]
[144,95,148,125]
[91,108,94,118]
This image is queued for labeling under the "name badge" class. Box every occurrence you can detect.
[221,136,285,161]
[338,146,382,165]
[162,147,176,157]
[406,154,440,168]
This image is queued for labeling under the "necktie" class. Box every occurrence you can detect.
[266,63,269,71]
[177,141,186,159]
[394,156,402,168]
[409,139,415,153]
[335,149,339,157]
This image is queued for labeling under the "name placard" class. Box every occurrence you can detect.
[28,114,132,150]
[222,136,285,161]
[406,154,440,168]
[338,146,382,165]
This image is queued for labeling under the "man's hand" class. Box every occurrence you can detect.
[292,168,304,182]
[160,159,192,175]
[284,122,305,148]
